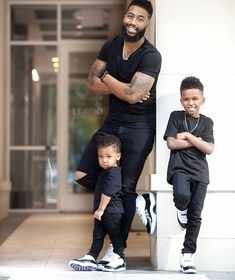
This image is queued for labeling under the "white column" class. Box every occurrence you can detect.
[150,0,235,271]
[0,0,11,219]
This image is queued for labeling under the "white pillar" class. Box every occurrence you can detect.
[151,0,235,271]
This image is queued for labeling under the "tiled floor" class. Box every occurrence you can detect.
[0,213,233,280]
[0,213,151,269]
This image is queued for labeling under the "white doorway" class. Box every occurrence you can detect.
[57,41,106,211]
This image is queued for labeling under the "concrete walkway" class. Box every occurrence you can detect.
[0,267,210,280]
[0,213,234,280]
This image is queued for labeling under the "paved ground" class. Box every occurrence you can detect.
[0,213,234,280]
[1,267,235,280]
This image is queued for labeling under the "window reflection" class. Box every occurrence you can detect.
[61,5,122,40]
[10,151,57,209]
[11,5,57,41]
[11,46,57,146]
[11,4,123,41]
[68,52,108,190]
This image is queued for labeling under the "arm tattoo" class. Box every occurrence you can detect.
[88,59,106,86]
[125,72,154,98]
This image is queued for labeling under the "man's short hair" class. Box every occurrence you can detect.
[128,0,153,18]
[180,76,204,93]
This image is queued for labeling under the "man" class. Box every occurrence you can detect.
[70,0,162,271]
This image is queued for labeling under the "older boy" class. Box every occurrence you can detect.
[164,76,214,274]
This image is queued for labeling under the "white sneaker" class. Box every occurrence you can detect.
[69,254,97,271]
[180,253,197,274]
[97,243,114,271]
[177,209,188,229]
[136,192,157,235]
[102,253,126,272]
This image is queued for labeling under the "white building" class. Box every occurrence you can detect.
[0,0,235,271]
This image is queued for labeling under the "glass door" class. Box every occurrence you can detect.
[58,42,107,211]
[8,1,124,211]
[10,45,58,209]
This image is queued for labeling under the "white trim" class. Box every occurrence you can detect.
[10,41,58,46]
[6,2,11,181]
[10,209,59,213]
[10,146,58,151]
[57,42,103,211]
[8,0,124,5]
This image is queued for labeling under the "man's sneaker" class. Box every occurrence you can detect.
[136,192,157,235]
[102,253,126,272]
[177,209,188,229]
[180,253,197,274]
[97,243,114,271]
[69,254,97,271]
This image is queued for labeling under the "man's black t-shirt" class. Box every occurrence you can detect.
[94,166,124,214]
[163,110,214,184]
[98,36,162,129]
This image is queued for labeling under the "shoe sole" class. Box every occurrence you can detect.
[177,217,187,230]
[69,261,97,271]
[180,265,197,274]
[102,266,126,272]
[148,192,157,235]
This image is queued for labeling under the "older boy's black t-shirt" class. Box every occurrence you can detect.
[94,166,124,214]
[97,36,162,129]
[163,110,214,184]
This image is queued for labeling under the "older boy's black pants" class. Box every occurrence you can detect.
[172,172,207,254]
[76,122,155,247]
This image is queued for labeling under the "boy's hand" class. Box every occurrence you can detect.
[177,132,190,140]
[94,209,104,221]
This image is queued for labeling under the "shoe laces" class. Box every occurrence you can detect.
[182,253,194,266]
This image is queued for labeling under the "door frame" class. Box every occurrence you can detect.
[57,41,103,211]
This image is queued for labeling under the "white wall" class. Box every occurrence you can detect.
[156,0,235,177]
[151,0,235,271]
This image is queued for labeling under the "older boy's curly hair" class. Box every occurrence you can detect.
[180,76,204,93]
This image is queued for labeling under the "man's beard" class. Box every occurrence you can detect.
[121,24,146,42]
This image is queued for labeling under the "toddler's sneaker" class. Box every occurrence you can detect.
[69,254,97,271]
[180,253,197,274]
[177,209,188,229]
[97,243,114,271]
[136,192,157,235]
[102,253,126,272]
